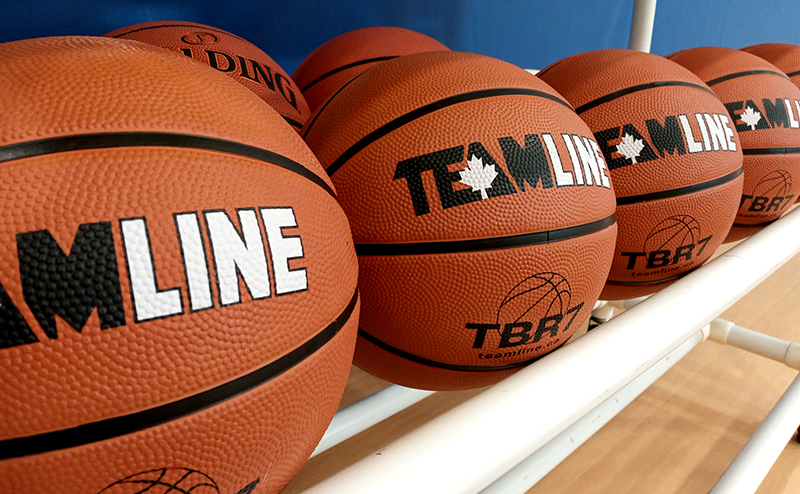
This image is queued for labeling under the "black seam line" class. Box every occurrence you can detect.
[325,88,574,176]
[358,328,560,372]
[743,147,800,155]
[283,116,303,129]
[605,273,684,286]
[0,289,359,461]
[787,70,800,78]
[574,81,716,115]
[534,60,562,79]
[302,71,366,139]
[354,213,616,256]
[0,132,336,199]
[110,23,247,42]
[705,69,790,87]
[300,56,399,93]
[733,220,777,228]
[615,166,743,206]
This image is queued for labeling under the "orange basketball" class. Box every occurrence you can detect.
[303,51,617,390]
[742,43,800,87]
[0,37,358,494]
[668,46,800,239]
[538,49,744,301]
[741,42,800,208]
[105,20,311,133]
[292,26,449,113]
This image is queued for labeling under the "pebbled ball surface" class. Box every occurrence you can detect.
[0,36,357,494]
[105,21,311,133]
[305,51,617,390]
[539,49,744,299]
[292,26,449,113]
[668,46,800,227]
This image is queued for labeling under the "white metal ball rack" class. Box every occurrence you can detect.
[295,1,800,492]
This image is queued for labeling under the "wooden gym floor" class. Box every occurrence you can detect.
[284,222,800,494]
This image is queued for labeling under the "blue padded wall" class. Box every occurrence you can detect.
[1,0,798,74]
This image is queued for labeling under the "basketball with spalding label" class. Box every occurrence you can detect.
[105,20,311,133]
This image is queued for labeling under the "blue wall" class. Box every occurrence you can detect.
[2,0,799,74]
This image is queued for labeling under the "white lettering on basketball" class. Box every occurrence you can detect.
[542,133,573,187]
[120,218,184,322]
[703,113,726,151]
[678,114,704,153]
[588,138,611,188]
[205,209,271,306]
[175,212,213,312]
[260,207,307,295]
[786,99,800,128]
[694,113,711,151]
[560,133,585,185]
[572,135,603,186]
[720,114,737,151]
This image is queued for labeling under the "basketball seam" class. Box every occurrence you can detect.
[615,166,743,206]
[605,273,684,286]
[283,116,303,129]
[533,59,562,79]
[733,220,777,228]
[0,289,359,460]
[108,23,247,42]
[353,212,616,256]
[317,87,575,176]
[651,218,696,251]
[787,70,800,78]
[742,147,800,155]
[358,328,560,372]
[0,132,337,199]
[705,69,790,87]
[299,55,399,93]
[302,71,367,139]
[574,80,716,115]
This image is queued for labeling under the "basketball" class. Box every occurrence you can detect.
[741,43,800,87]
[0,37,358,494]
[538,49,744,301]
[105,20,311,133]
[667,46,800,239]
[741,42,800,208]
[303,51,617,390]
[643,215,702,254]
[99,468,220,494]
[292,26,449,113]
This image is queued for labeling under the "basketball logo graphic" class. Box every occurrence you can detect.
[180,32,219,45]
[468,272,584,360]
[496,272,572,328]
[99,468,220,494]
[616,215,712,284]
[752,169,793,198]
[643,215,702,254]
[737,169,796,220]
